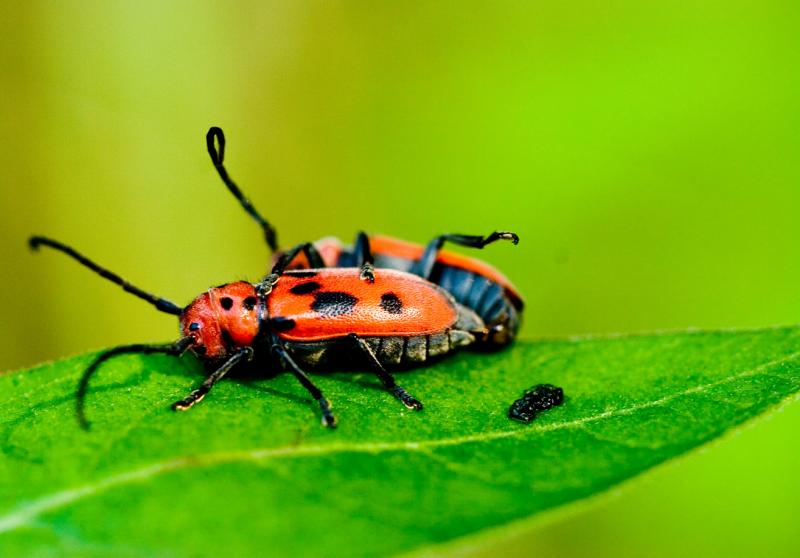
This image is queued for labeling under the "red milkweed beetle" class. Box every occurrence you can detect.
[205,127,524,349]
[284,234,522,347]
[28,237,486,429]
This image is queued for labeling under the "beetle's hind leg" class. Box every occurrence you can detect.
[412,231,519,279]
[272,343,337,428]
[348,334,423,411]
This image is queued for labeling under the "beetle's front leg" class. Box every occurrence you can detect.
[172,347,253,411]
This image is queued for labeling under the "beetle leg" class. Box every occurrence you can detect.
[348,334,423,411]
[172,347,253,411]
[353,231,375,283]
[271,242,326,274]
[411,231,519,280]
[257,242,326,296]
[298,243,325,269]
[272,343,337,428]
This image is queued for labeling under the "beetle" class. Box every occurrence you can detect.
[29,236,486,428]
[284,234,522,348]
[205,127,523,349]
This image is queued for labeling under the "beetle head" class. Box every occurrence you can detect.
[180,281,261,359]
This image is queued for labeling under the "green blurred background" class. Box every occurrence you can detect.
[1,1,798,556]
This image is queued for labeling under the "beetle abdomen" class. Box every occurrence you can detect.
[285,329,477,371]
[436,266,520,347]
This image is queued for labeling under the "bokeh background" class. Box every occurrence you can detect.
[1,1,798,556]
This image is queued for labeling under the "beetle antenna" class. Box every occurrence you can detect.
[206,126,279,253]
[76,336,195,430]
[29,236,183,316]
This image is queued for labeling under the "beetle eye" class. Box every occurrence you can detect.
[189,322,200,331]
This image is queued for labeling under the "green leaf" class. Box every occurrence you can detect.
[1,327,799,557]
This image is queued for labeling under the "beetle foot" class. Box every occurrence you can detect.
[359,263,375,283]
[172,390,206,411]
[392,387,423,411]
[496,231,520,245]
[319,397,337,428]
[257,273,279,297]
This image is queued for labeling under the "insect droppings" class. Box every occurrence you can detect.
[508,384,564,423]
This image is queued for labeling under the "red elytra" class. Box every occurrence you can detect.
[282,235,523,308]
[269,269,458,342]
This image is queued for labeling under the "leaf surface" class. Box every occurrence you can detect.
[1,327,799,557]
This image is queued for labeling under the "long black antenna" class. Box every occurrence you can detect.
[29,236,182,316]
[206,126,279,252]
[76,336,195,429]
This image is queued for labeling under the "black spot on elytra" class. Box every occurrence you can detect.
[290,281,321,295]
[287,271,318,278]
[380,293,403,314]
[270,317,297,332]
[311,291,358,318]
[220,297,234,311]
[243,296,257,310]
